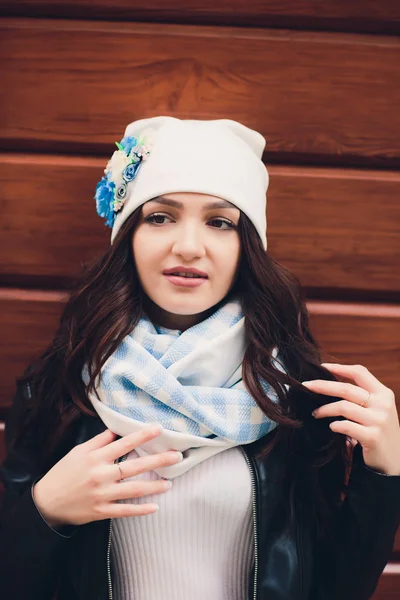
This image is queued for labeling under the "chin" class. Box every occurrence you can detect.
[157,297,218,316]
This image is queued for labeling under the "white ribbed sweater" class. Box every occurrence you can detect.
[111,445,255,600]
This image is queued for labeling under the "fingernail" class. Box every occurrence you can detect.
[302,381,312,385]
[174,452,184,462]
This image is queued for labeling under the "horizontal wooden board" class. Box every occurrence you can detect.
[372,568,400,599]
[310,302,400,399]
[1,291,399,408]
[0,290,68,410]
[0,155,109,287]
[0,1,399,34]
[267,167,400,296]
[1,154,399,295]
[1,19,399,166]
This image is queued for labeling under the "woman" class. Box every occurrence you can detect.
[0,116,399,600]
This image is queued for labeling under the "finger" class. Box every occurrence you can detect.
[93,425,163,463]
[320,363,384,394]
[106,502,160,518]
[107,478,172,502]
[328,419,370,446]
[312,400,373,425]
[80,428,117,452]
[302,380,369,406]
[116,450,183,479]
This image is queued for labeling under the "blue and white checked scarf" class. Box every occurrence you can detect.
[85,298,285,478]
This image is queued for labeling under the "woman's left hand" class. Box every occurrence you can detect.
[301,363,400,476]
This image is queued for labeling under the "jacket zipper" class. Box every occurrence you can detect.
[107,453,129,600]
[107,450,259,600]
[106,518,113,600]
[240,447,259,600]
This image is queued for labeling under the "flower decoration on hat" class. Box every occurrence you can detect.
[95,129,154,228]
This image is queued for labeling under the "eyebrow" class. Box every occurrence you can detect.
[147,196,237,210]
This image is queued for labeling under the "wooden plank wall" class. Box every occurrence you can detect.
[0,2,399,595]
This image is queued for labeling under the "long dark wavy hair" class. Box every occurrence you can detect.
[12,206,350,544]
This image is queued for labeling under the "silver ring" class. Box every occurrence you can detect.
[360,391,370,408]
[117,463,124,482]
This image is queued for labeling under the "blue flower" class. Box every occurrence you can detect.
[120,135,138,155]
[122,161,141,182]
[95,128,154,228]
[95,173,116,228]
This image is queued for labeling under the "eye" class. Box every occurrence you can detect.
[208,218,236,230]
[144,214,236,229]
[144,213,172,225]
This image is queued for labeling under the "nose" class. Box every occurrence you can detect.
[171,222,206,260]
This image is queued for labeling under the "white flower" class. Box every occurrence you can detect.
[137,128,155,147]
[105,150,131,184]
[128,150,141,163]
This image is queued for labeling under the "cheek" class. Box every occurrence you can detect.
[214,237,241,279]
[132,232,167,292]
[132,230,153,274]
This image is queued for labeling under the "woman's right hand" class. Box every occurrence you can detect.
[32,425,182,528]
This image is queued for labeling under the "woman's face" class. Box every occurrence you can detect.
[132,192,241,330]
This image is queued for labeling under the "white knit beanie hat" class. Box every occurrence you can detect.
[94,116,269,249]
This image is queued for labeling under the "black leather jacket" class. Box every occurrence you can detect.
[1,381,399,600]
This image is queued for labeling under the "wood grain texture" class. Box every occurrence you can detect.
[0,1,399,34]
[0,290,68,408]
[1,155,399,295]
[267,167,400,295]
[309,301,400,398]
[1,19,399,166]
[395,531,400,560]
[0,154,109,286]
[372,569,400,599]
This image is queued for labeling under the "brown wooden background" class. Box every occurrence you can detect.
[0,2,399,596]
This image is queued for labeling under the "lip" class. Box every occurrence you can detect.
[163,274,207,288]
[162,266,208,278]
